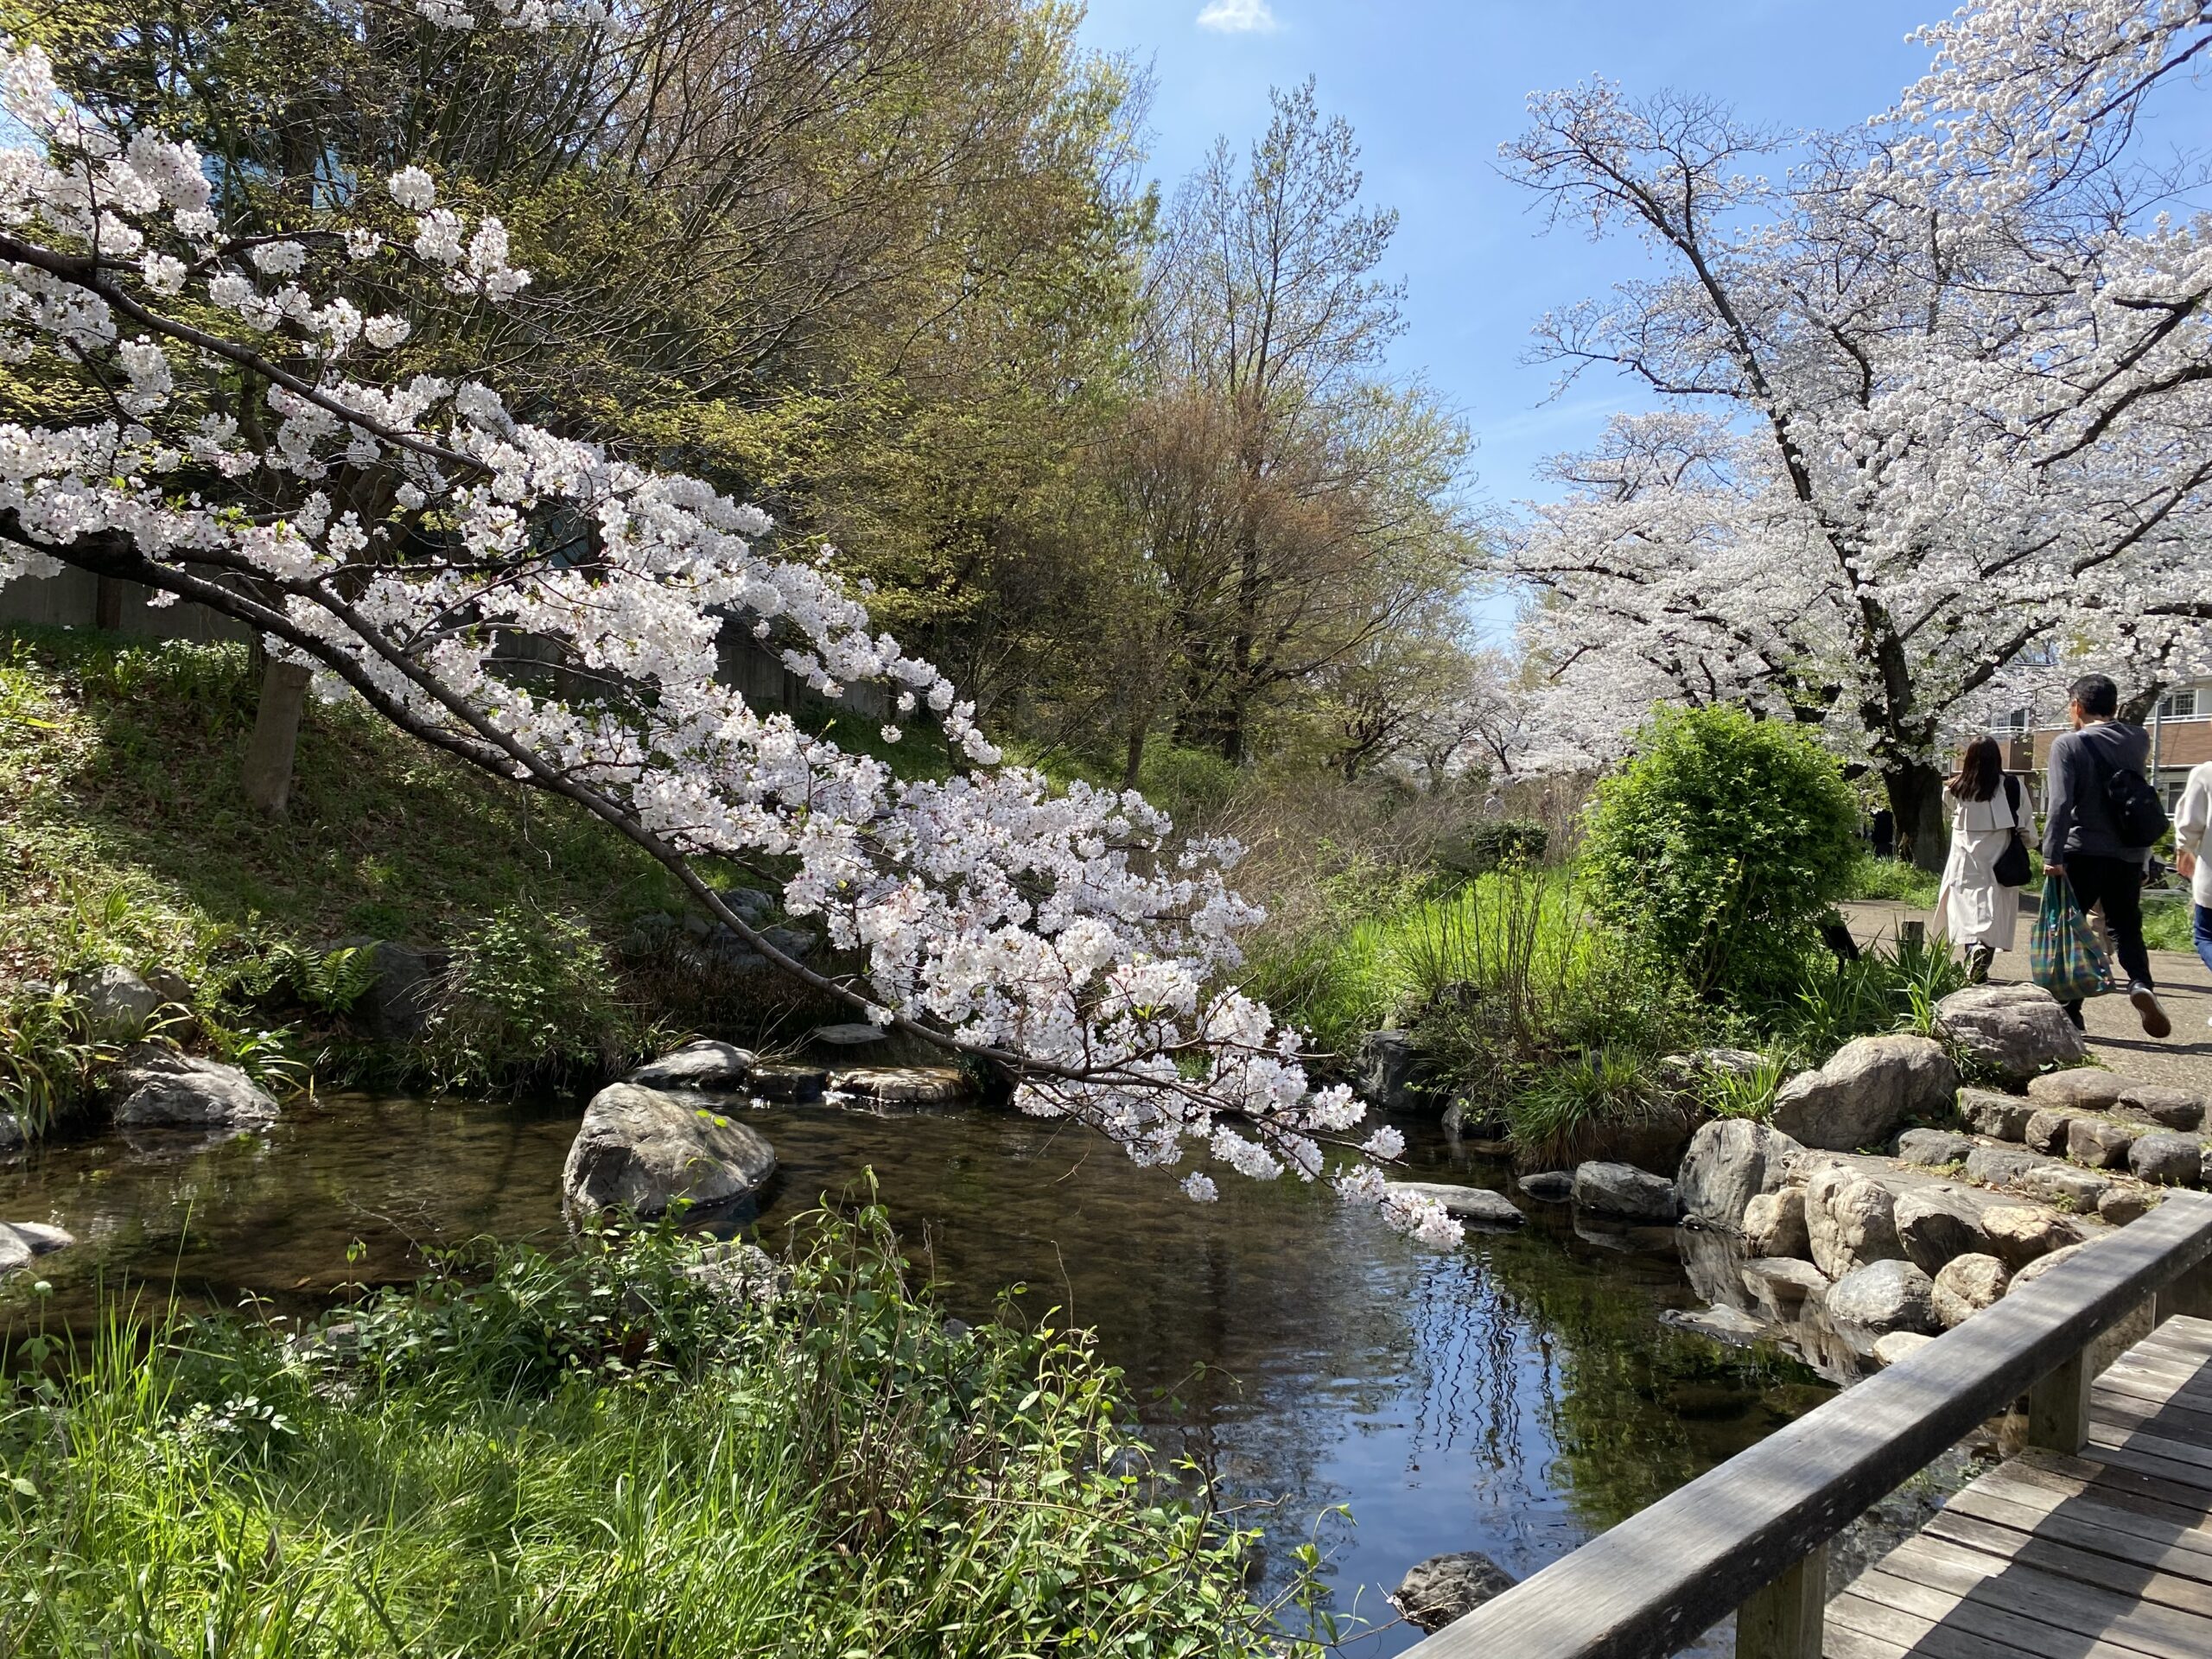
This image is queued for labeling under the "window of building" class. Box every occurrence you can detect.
[2158,688,2200,720]
[2003,707,2031,734]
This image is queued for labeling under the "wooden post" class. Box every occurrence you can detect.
[1902,918,1926,950]
[2154,1260,2212,1326]
[94,575,124,632]
[2027,1349,2092,1454]
[1736,1544,1826,1659]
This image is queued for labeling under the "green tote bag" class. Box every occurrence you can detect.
[2027,874,2107,1002]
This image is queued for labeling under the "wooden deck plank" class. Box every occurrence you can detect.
[1871,1535,2212,1659]
[1817,1313,2212,1659]
[2087,1421,2212,1476]
[1974,1456,2212,1528]
[1838,1569,2161,1658]
[2091,1376,2212,1429]
[2091,1386,2212,1440]
[1824,1588,2063,1659]
[1946,1482,2212,1577]
[1922,1507,2212,1614]
[2015,1447,2212,1518]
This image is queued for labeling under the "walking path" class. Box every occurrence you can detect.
[1842,899,2212,1096]
[1825,1314,2212,1659]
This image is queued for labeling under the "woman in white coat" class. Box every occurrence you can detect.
[1935,734,2034,982]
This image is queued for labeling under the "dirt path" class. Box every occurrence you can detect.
[1842,898,2212,1094]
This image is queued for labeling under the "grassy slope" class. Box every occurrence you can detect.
[0,626,691,990]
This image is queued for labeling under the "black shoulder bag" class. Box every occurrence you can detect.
[1992,773,2032,887]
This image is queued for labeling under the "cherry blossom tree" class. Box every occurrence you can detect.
[1504,3,2212,866]
[0,21,1455,1243]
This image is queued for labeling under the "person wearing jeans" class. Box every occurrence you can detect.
[2174,758,2212,1015]
[2043,673,2170,1036]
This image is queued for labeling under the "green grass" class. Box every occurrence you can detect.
[0,628,693,982]
[0,1209,1314,1658]
[2144,894,2197,955]
[1845,854,1942,908]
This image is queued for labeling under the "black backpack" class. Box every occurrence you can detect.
[2089,738,2170,848]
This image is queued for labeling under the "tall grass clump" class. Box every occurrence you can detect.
[1393,868,1705,1160]
[1756,932,1970,1068]
[0,1207,1319,1658]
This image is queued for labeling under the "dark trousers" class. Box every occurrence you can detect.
[2064,853,2152,994]
[2193,904,2212,979]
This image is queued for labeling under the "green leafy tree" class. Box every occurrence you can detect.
[1581,704,1859,1001]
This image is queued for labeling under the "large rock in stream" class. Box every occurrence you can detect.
[1773,1035,1957,1153]
[1678,1119,1802,1230]
[563,1083,776,1219]
[628,1040,755,1091]
[1573,1161,1678,1223]
[1933,983,2085,1086]
[1826,1259,1939,1337]
[1387,1182,1524,1229]
[1393,1551,1518,1632]
[105,1045,280,1128]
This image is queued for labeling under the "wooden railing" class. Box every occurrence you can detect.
[1404,1192,2212,1659]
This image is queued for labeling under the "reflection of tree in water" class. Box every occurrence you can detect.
[1475,1220,1831,1529]
[2,1098,1833,1647]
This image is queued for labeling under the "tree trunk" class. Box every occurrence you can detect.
[241,658,313,817]
[1121,707,1148,791]
[1887,760,1948,874]
[94,576,124,631]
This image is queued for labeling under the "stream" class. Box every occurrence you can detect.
[0,1093,1836,1654]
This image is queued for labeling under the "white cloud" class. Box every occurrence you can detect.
[1197,0,1276,34]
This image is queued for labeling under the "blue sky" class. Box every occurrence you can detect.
[1072,1,1958,632]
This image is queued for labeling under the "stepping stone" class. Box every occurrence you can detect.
[2025,1070,2127,1112]
[2114,1084,2204,1131]
[748,1064,829,1102]
[2065,1116,2139,1170]
[1388,1182,1524,1228]
[812,1023,889,1047]
[2129,1131,2202,1187]
[1897,1128,1975,1166]
[831,1065,969,1104]
[1958,1088,2035,1141]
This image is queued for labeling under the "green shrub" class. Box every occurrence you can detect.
[1505,1046,1667,1168]
[423,905,647,1093]
[0,982,115,1136]
[0,1209,1317,1658]
[1582,705,1860,1001]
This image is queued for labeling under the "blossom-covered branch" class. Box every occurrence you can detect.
[0,34,1453,1243]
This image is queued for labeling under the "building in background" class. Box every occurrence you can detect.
[2007,683,2212,809]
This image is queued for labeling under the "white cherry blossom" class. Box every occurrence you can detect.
[0,41,1445,1241]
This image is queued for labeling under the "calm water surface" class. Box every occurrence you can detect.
[0,1095,1832,1653]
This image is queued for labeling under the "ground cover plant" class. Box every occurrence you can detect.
[0,1208,1319,1659]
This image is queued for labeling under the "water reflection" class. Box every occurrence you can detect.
[0,1095,1829,1654]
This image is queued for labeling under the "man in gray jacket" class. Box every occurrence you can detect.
[2044,673,2170,1037]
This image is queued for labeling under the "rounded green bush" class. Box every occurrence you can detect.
[1581,704,1859,1001]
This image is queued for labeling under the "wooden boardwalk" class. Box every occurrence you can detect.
[1827,1314,2212,1659]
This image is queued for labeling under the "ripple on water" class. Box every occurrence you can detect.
[0,1094,1831,1656]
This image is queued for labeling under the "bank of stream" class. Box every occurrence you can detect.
[0,1094,1835,1654]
